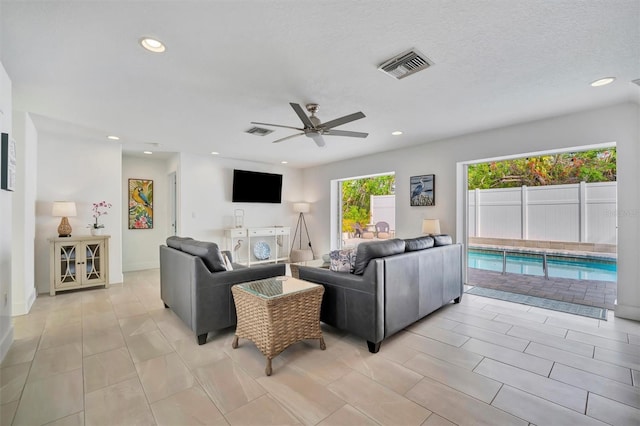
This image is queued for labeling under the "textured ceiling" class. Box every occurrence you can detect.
[1,1,639,168]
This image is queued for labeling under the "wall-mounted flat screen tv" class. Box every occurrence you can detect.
[232,169,283,203]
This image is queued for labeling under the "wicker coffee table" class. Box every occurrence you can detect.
[231,276,326,376]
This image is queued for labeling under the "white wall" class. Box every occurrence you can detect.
[177,153,304,249]
[11,112,37,315]
[122,155,169,271]
[34,134,123,294]
[303,102,640,321]
[0,61,13,361]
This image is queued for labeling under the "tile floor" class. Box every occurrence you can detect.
[1,269,639,426]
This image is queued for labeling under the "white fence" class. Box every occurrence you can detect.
[370,195,396,231]
[468,182,617,244]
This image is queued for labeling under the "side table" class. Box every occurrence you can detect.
[231,277,326,376]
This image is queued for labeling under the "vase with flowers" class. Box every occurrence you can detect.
[89,201,112,235]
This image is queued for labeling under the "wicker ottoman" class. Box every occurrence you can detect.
[231,277,326,376]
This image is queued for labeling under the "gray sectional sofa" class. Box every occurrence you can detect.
[297,236,463,353]
[160,236,285,344]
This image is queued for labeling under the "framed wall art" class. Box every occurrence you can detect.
[1,133,16,191]
[128,178,153,229]
[410,174,435,206]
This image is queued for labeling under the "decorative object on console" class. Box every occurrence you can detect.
[234,209,244,228]
[253,241,271,260]
[52,201,77,237]
[89,200,112,236]
[422,218,441,235]
[290,202,315,261]
[128,178,153,229]
[1,133,16,191]
[410,174,435,206]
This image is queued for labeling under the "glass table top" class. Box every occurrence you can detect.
[236,276,319,299]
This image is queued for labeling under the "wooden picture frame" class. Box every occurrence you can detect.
[410,174,435,206]
[128,178,153,229]
[1,133,16,191]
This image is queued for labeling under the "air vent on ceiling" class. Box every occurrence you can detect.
[378,48,433,80]
[245,126,274,136]
[632,78,640,87]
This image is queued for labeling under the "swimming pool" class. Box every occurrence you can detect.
[468,249,617,282]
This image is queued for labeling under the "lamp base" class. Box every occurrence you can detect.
[58,217,72,238]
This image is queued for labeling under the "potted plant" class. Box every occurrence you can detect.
[89,201,112,235]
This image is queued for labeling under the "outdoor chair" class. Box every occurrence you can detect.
[375,221,391,239]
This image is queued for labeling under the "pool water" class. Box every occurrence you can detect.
[468,249,617,282]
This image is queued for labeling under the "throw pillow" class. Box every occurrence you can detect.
[329,248,356,273]
[180,240,227,272]
[404,236,435,252]
[223,253,234,271]
[353,239,406,275]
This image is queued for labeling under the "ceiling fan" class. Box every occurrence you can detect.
[251,103,368,147]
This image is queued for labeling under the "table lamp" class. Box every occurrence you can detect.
[422,218,441,235]
[52,201,77,237]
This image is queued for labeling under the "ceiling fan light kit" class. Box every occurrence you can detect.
[251,102,368,148]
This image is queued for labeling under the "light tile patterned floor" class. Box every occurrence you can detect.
[1,269,639,425]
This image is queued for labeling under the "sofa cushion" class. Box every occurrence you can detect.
[353,238,406,275]
[329,248,356,273]
[434,234,453,246]
[166,236,194,250]
[180,240,227,272]
[404,236,435,252]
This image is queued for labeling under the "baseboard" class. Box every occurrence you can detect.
[12,286,37,316]
[123,261,159,272]
[614,303,640,321]
[0,324,14,364]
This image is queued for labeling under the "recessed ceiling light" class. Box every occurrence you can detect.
[211,151,219,155]
[590,77,616,87]
[107,135,120,140]
[391,131,403,136]
[281,161,288,164]
[143,151,153,155]
[139,37,166,53]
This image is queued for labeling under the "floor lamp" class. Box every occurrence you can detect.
[290,202,315,260]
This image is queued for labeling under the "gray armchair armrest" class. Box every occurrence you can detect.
[298,260,384,346]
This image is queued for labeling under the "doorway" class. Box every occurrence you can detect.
[461,145,617,310]
[335,172,395,249]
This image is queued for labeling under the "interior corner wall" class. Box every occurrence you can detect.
[122,155,169,271]
[34,134,123,294]
[177,153,304,247]
[302,101,640,321]
[11,111,37,315]
[0,61,13,362]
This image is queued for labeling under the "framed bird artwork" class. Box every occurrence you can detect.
[128,178,154,229]
[410,174,435,206]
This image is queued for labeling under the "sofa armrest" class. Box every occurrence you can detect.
[192,262,286,335]
[298,260,384,344]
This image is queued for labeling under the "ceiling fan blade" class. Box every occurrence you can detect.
[290,103,315,128]
[320,111,366,130]
[310,134,326,148]
[251,122,303,131]
[324,129,368,138]
[272,133,304,143]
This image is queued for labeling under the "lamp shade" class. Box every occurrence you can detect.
[422,219,441,235]
[52,201,77,217]
[293,202,310,213]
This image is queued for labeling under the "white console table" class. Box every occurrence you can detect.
[224,227,290,266]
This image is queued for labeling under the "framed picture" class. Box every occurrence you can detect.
[410,174,435,206]
[128,178,153,229]
[1,133,16,192]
